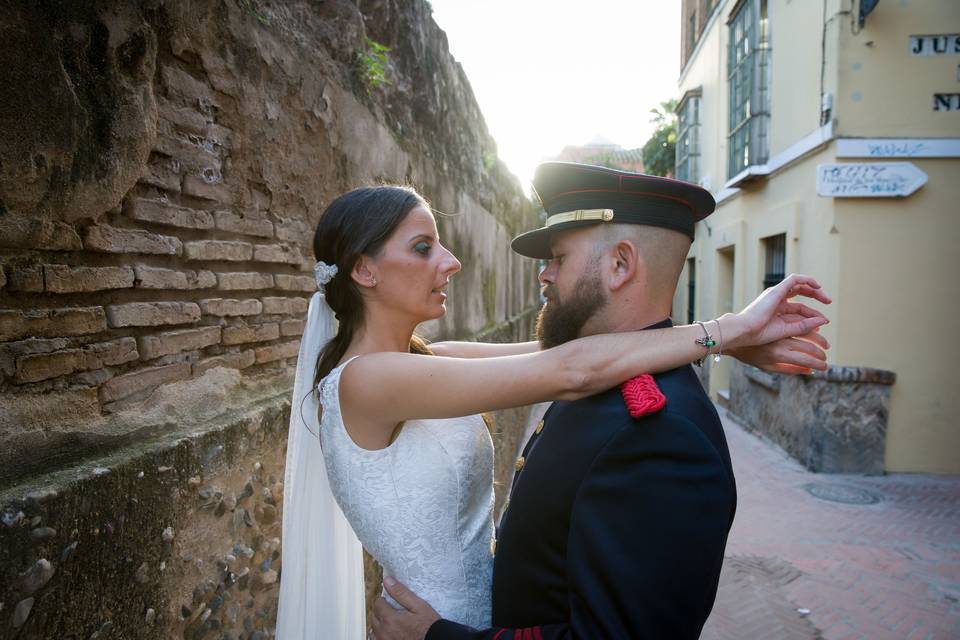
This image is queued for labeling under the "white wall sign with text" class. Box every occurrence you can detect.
[836,138,960,158]
[909,34,960,56]
[816,163,928,198]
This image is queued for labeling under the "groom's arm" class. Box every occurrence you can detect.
[422,411,734,640]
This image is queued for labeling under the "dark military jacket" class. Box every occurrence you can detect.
[427,320,737,640]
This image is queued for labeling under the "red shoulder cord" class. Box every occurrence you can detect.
[620,374,667,418]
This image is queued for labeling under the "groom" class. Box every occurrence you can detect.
[377,162,738,639]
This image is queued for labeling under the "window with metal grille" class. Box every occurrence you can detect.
[676,93,701,184]
[727,0,771,178]
[762,233,786,289]
[687,258,697,325]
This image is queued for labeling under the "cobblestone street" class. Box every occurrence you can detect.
[702,408,960,640]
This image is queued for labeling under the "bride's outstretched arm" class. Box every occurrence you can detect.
[339,274,830,445]
[429,340,540,358]
[431,328,830,374]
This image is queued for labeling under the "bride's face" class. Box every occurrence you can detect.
[368,205,461,321]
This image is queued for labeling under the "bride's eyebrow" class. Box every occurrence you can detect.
[407,232,437,243]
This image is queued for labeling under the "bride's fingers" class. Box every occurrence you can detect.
[775,274,823,298]
[794,330,830,349]
[780,302,824,319]
[784,316,829,339]
[774,346,828,370]
[786,284,832,305]
[778,302,827,322]
[786,337,827,361]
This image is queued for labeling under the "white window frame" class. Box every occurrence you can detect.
[676,90,702,184]
[727,0,771,178]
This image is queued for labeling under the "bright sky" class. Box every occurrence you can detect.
[428,0,681,190]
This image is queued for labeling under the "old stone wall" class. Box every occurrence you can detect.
[728,362,896,474]
[0,1,540,637]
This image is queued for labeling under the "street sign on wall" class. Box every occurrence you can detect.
[836,138,960,158]
[816,163,928,198]
[909,34,960,56]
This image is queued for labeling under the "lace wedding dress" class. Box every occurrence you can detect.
[318,357,495,629]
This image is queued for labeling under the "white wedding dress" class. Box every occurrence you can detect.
[317,357,495,629]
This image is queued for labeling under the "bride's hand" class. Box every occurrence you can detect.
[722,273,831,351]
[727,323,830,374]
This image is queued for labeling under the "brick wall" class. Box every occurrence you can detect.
[0,2,540,636]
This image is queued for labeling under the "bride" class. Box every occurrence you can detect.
[277,185,830,638]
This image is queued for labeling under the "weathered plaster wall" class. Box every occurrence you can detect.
[729,362,896,474]
[0,1,540,637]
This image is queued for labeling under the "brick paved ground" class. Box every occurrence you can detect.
[702,408,960,640]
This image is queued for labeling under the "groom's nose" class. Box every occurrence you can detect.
[538,260,557,285]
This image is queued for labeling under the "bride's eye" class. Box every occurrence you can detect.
[414,241,432,256]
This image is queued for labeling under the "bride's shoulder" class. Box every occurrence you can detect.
[336,351,428,387]
[319,352,399,401]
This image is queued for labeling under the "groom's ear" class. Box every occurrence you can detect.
[607,239,642,292]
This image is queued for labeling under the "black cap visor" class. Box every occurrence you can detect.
[511,220,600,259]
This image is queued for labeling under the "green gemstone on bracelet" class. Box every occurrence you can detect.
[705,339,716,347]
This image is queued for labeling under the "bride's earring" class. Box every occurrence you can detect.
[371,277,377,287]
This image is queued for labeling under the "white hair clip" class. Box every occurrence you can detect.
[314,261,339,290]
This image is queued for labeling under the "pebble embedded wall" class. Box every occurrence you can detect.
[1,401,290,639]
[0,1,539,636]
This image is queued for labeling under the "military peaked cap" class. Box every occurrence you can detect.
[511,162,716,259]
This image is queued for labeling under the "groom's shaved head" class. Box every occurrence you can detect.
[597,224,692,299]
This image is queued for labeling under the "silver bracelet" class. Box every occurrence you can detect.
[693,321,716,367]
[712,318,723,363]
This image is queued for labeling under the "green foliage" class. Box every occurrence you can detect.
[236,0,270,25]
[357,38,392,91]
[591,153,621,170]
[641,99,678,177]
[482,150,496,171]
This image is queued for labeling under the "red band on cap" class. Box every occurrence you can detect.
[547,188,695,214]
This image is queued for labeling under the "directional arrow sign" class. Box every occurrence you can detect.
[816,162,928,198]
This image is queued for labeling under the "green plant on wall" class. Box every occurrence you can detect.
[482,150,496,171]
[236,0,270,24]
[357,38,392,91]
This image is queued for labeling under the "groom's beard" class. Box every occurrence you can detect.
[536,269,606,350]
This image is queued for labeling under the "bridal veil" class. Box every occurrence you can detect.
[277,291,365,639]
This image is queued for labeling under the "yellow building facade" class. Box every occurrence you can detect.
[674,0,960,473]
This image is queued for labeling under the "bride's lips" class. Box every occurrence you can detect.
[431,283,449,299]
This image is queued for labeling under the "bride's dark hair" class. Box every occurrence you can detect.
[312,185,434,392]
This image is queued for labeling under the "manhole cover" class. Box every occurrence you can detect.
[803,482,880,505]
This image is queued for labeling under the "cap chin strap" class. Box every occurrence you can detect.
[545,208,614,227]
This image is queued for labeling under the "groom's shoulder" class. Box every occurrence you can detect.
[655,365,721,423]
[555,364,715,426]
[551,364,728,459]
